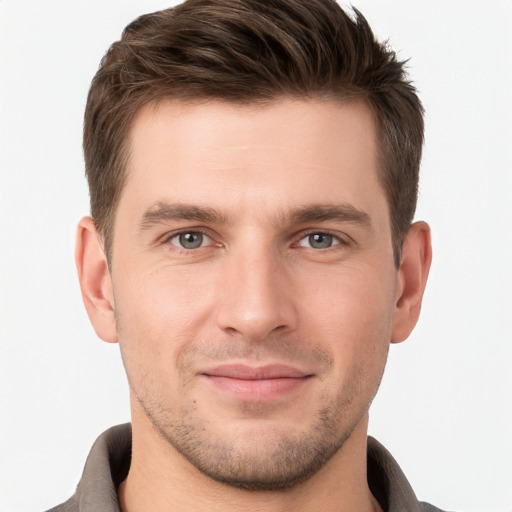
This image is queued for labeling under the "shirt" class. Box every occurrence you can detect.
[46,423,448,512]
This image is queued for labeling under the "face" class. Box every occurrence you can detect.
[108,99,400,489]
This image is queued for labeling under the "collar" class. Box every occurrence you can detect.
[50,423,440,512]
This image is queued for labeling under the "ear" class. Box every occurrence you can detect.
[75,217,118,343]
[391,221,432,344]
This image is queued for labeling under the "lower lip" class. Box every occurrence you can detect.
[203,375,311,400]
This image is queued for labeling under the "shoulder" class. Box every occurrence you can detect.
[420,503,457,512]
[42,424,131,512]
[44,496,78,512]
[367,437,457,512]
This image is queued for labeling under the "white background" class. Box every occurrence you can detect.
[1,1,511,511]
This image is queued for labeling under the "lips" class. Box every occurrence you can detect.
[203,364,309,380]
[200,364,313,400]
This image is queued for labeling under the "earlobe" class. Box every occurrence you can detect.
[391,221,432,344]
[75,217,118,343]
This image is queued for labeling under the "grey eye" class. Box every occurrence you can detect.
[298,233,340,249]
[308,233,333,249]
[170,232,209,249]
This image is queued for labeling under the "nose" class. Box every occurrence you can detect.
[215,244,298,341]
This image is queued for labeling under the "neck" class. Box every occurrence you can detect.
[119,403,381,512]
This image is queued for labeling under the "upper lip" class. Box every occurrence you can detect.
[201,364,311,380]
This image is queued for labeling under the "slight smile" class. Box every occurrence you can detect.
[200,364,314,401]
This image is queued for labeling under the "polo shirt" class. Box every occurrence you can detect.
[46,423,448,512]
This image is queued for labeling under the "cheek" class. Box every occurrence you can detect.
[117,260,217,329]
[296,263,395,371]
[112,266,217,383]
[299,261,396,331]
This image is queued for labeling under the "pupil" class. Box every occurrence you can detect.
[310,233,332,248]
[180,232,203,249]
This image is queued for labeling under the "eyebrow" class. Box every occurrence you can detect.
[288,204,372,227]
[138,202,227,232]
[138,201,372,232]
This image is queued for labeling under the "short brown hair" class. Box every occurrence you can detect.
[84,0,424,267]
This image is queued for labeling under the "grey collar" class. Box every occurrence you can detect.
[48,423,444,512]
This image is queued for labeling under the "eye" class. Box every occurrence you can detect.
[297,232,342,249]
[168,231,212,250]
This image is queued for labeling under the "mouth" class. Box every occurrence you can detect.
[199,364,314,400]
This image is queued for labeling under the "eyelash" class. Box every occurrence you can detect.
[161,229,351,253]
[163,230,216,252]
[295,229,350,250]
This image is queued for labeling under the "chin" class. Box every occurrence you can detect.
[146,398,360,491]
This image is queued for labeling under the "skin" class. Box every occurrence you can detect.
[76,98,431,512]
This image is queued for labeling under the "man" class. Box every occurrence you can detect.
[49,0,436,510]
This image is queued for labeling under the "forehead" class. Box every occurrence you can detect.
[118,98,387,227]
